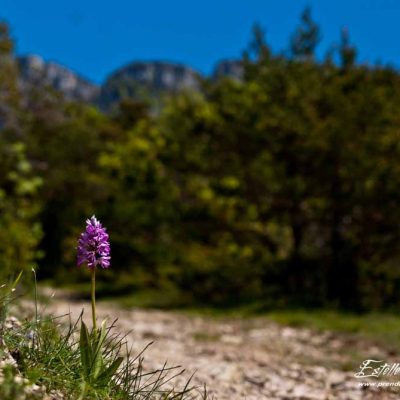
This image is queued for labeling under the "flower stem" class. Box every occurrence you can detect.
[91,268,97,331]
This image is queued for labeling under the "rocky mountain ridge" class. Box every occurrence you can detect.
[18,55,100,103]
[17,55,243,109]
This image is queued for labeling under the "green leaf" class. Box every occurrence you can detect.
[79,321,93,380]
[95,319,108,355]
[96,357,123,387]
[92,319,107,379]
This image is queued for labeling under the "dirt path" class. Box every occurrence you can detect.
[37,292,400,399]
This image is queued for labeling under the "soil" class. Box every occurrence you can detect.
[33,290,400,399]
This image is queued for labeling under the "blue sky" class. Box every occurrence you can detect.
[2,0,400,83]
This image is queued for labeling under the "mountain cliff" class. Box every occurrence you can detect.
[99,61,201,110]
[18,55,100,103]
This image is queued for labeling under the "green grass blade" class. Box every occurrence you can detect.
[11,270,23,290]
[96,356,123,387]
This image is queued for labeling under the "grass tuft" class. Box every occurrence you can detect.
[2,312,207,399]
[0,277,208,399]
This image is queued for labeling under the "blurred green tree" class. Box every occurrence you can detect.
[0,22,42,280]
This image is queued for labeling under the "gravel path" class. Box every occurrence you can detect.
[38,292,400,399]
